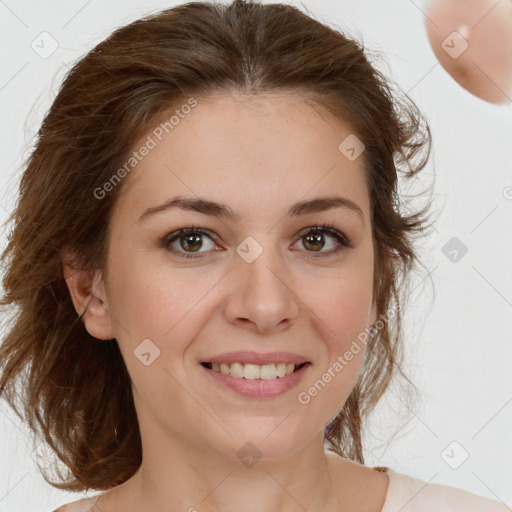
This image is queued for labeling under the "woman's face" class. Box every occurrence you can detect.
[91,91,377,461]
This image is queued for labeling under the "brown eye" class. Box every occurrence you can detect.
[179,233,203,252]
[302,232,326,252]
[161,227,218,259]
[294,224,353,256]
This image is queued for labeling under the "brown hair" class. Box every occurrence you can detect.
[0,0,434,492]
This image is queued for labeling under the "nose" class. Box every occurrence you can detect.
[222,246,299,334]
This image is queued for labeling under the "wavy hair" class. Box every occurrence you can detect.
[0,0,434,491]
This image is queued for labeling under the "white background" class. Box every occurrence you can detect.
[0,0,511,511]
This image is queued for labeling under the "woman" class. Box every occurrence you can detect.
[0,1,507,510]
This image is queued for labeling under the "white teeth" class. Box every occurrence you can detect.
[259,364,276,380]
[243,363,261,379]
[276,363,287,377]
[207,362,304,379]
[230,362,244,378]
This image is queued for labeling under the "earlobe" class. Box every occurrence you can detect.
[61,250,115,340]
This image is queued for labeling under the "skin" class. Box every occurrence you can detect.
[62,91,389,512]
[425,0,512,104]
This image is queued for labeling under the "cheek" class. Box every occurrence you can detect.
[300,264,373,397]
[304,263,374,344]
[108,270,174,343]
[107,247,189,333]
[298,286,370,425]
[108,256,226,370]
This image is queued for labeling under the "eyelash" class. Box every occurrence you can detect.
[159,223,354,260]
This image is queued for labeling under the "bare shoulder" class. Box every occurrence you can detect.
[325,451,390,510]
[53,494,101,512]
[346,458,390,494]
[326,451,389,485]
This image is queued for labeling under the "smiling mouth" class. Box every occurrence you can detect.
[201,362,309,380]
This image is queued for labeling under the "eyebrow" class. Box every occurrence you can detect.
[137,195,364,224]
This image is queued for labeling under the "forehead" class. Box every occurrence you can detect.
[115,91,370,224]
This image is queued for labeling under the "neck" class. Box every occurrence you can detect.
[99,430,357,512]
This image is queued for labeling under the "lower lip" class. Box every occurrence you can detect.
[201,363,311,398]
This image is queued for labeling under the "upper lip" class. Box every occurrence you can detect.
[202,351,310,365]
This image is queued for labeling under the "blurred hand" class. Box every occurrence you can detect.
[425,0,512,104]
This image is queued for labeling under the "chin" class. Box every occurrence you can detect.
[208,421,313,464]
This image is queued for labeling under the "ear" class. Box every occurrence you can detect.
[61,249,115,340]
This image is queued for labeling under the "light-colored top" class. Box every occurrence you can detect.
[53,467,510,511]
[381,468,510,512]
